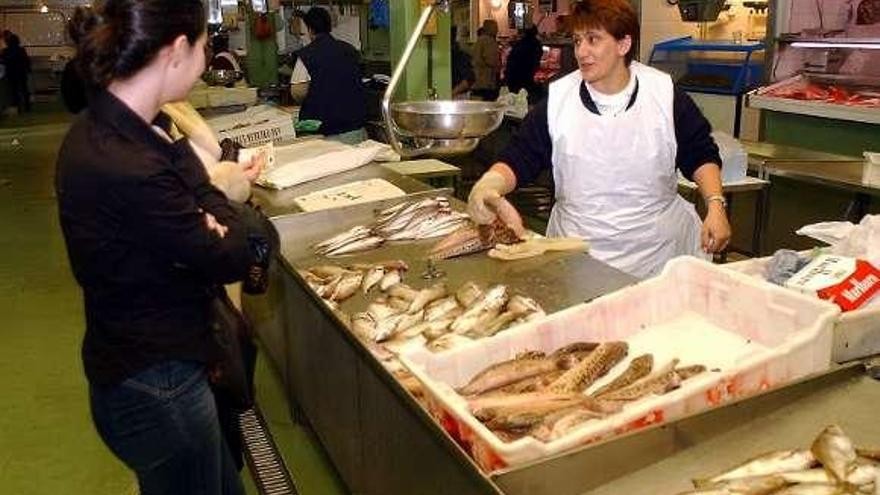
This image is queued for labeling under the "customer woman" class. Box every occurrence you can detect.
[55,1,270,493]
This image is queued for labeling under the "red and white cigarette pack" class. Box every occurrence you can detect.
[785,255,880,312]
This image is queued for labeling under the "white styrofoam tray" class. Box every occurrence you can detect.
[400,257,839,472]
[725,255,880,363]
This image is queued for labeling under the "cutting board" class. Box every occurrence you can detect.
[293,178,407,212]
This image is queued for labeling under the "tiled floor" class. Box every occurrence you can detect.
[0,103,346,495]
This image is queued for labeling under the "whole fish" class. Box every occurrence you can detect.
[314,225,371,253]
[470,392,589,421]
[486,399,590,434]
[693,450,817,488]
[550,341,628,393]
[461,306,505,338]
[330,272,363,301]
[350,312,378,340]
[388,283,418,301]
[407,317,455,340]
[599,358,681,402]
[455,281,483,307]
[451,285,509,334]
[379,270,402,291]
[408,282,448,313]
[314,274,342,299]
[373,314,405,342]
[325,236,384,256]
[366,302,400,322]
[394,310,425,337]
[424,296,461,322]
[507,294,544,315]
[459,353,558,396]
[592,354,654,398]
[361,266,385,294]
[812,425,858,483]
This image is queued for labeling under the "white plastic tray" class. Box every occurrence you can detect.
[400,257,839,472]
[725,255,880,362]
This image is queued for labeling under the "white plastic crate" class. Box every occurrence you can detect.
[400,257,839,472]
[726,255,880,362]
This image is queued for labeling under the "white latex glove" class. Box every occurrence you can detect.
[467,170,525,237]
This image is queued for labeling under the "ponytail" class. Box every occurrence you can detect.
[74,0,206,88]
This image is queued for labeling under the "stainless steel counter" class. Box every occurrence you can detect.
[250,162,435,218]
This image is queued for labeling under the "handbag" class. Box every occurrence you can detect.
[207,288,257,411]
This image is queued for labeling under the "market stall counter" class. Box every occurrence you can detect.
[243,190,638,494]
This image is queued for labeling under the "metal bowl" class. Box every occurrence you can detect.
[390,100,506,140]
[202,69,243,87]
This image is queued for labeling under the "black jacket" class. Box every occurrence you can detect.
[296,34,366,135]
[1,45,30,83]
[56,90,269,385]
[60,59,89,114]
[505,35,543,93]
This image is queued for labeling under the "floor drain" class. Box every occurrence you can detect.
[239,405,298,495]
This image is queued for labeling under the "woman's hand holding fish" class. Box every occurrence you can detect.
[241,151,266,183]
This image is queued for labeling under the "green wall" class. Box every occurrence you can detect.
[763,111,880,157]
[389,0,452,101]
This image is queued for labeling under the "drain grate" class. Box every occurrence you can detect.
[239,405,299,495]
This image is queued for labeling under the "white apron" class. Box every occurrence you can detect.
[546,63,705,278]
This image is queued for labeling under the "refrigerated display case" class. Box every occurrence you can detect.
[748,0,880,125]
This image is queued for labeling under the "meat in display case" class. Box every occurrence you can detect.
[748,0,880,123]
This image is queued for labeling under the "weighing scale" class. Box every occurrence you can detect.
[381,1,506,158]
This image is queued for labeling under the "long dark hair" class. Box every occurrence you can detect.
[74,0,206,88]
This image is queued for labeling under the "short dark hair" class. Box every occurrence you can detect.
[303,7,331,35]
[570,0,639,65]
[75,0,206,88]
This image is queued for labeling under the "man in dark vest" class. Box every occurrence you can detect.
[290,7,366,144]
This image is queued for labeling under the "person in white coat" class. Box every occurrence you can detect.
[467,0,731,278]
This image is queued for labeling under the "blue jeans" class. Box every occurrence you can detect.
[89,361,245,495]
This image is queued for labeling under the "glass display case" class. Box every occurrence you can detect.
[649,36,766,95]
[747,0,880,124]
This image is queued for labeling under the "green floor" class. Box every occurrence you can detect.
[0,103,347,495]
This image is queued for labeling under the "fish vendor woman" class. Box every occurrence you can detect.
[467,0,731,279]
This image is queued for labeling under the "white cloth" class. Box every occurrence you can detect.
[545,63,705,278]
[291,59,311,84]
[585,69,637,117]
[258,139,383,189]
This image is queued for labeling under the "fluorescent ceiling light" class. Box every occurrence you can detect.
[40,4,48,13]
[791,41,880,50]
